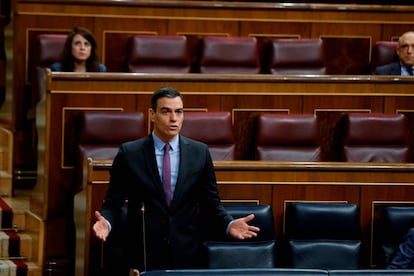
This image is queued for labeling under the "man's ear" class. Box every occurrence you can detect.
[149,108,155,122]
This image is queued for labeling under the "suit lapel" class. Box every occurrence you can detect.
[393,63,401,75]
[170,136,189,208]
[143,136,169,206]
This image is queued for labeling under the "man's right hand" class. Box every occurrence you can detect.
[93,211,110,242]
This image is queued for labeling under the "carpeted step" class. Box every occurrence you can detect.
[0,198,41,276]
[0,197,13,229]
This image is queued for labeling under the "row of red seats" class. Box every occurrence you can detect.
[32,34,398,76]
[76,110,410,167]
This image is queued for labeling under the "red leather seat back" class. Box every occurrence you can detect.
[198,36,261,74]
[268,38,326,75]
[255,114,321,161]
[370,41,399,74]
[31,34,67,104]
[75,111,146,192]
[343,113,410,162]
[32,34,67,71]
[180,112,236,160]
[127,35,191,73]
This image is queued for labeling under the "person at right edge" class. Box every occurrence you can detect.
[92,86,260,275]
[376,31,414,76]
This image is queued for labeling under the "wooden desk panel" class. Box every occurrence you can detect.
[14,0,414,183]
[40,72,414,273]
[39,72,414,217]
[76,159,414,274]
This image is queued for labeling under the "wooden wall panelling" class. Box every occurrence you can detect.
[13,2,414,272]
[240,21,310,39]
[13,1,414,191]
[321,36,372,74]
[384,97,414,114]
[13,19,91,179]
[41,94,139,218]
[170,20,238,36]
[381,24,414,42]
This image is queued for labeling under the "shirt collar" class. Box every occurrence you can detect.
[152,132,179,151]
[400,62,413,75]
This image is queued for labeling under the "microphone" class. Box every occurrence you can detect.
[141,202,147,272]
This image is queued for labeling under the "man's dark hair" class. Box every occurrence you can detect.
[151,87,183,111]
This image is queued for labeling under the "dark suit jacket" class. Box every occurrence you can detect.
[387,228,414,269]
[101,134,232,272]
[375,62,402,75]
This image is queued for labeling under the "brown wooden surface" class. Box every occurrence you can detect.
[78,159,414,274]
[13,0,414,182]
[38,71,414,273]
[40,70,414,218]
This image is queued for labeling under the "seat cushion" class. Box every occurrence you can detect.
[204,240,276,269]
[288,240,361,269]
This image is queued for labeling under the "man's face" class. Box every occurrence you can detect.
[150,96,184,142]
[397,32,414,68]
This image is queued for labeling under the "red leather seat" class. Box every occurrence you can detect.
[267,38,326,75]
[255,114,321,161]
[31,34,67,104]
[198,36,261,74]
[180,112,236,160]
[370,41,399,74]
[75,111,146,193]
[342,113,410,162]
[127,35,191,73]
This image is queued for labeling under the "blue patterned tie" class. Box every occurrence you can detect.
[163,143,171,206]
[408,67,414,76]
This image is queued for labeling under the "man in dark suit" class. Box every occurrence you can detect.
[376,31,414,76]
[387,228,414,269]
[93,86,259,274]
